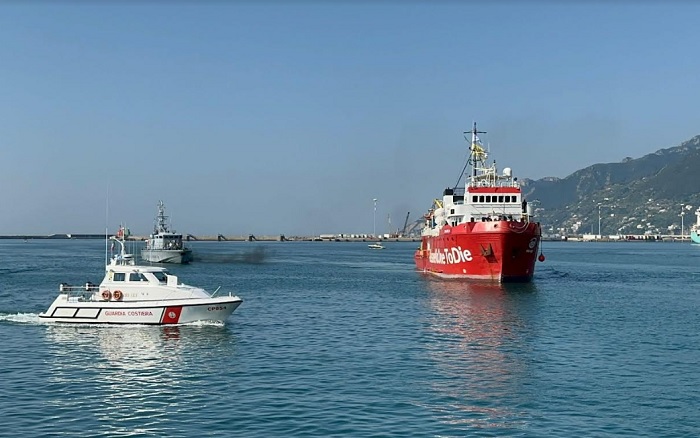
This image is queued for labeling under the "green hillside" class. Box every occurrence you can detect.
[524,135,700,236]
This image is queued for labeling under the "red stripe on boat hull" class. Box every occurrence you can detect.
[161,306,183,324]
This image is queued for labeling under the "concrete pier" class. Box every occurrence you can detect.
[0,233,687,243]
[0,233,421,242]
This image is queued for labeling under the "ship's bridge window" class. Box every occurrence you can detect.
[479,195,484,202]
[472,195,478,202]
[152,272,168,283]
[486,195,491,202]
[129,273,148,282]
[505,196,511,202]
[113,273,125,282]
[498,195,504,202]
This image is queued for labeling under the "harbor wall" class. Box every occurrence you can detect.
[0,234,684,242]
[0,233,419,242]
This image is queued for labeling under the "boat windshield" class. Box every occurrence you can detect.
[152,272,168,283]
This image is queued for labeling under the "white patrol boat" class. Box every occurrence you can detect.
[39,230,242,325]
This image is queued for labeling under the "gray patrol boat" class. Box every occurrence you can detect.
[141,201,193,264]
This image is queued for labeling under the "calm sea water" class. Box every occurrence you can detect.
[0,239,698,437]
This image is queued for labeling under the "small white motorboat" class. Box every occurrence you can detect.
[368,242,384,249]
[39,228,242,325]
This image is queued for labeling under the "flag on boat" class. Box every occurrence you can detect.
[471,135,487,160]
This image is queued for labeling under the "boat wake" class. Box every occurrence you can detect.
[0,312,42,325]
[177,319,226,327]
[536,268,570,279]
[0,312,228,327]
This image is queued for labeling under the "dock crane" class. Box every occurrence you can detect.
[401,212,410,236]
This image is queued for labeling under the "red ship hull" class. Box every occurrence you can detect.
[414,220,541,282]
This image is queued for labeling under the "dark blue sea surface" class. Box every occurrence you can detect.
[0,239,698,437]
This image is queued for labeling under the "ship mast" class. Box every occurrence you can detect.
[465,122,487,178]
[155,200,170,233]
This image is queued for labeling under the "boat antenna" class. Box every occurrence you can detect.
[454,122,487,188]
[105,186,109,266]
[155,200,170,233]
[465,121,487,178]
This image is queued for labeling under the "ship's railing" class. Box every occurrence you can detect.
[59,283,99,301]
[467,179,520,188]
[59,282,99,292]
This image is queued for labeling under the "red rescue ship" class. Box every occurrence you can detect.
[414,122,543,282]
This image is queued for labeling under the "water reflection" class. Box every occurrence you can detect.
[45,325,185,372]
[422,280,537,430]
[43,324,236,436]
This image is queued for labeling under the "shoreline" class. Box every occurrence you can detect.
[0,234,691,243]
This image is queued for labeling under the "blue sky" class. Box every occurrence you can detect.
[1,2,699,235]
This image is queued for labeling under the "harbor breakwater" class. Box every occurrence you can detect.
[0,233,421,242]
[0,234,683,243]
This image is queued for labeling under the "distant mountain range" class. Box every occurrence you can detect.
[522,134,700,236]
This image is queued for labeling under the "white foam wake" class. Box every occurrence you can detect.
[0,313,227,327]
[0,312,42,324]
[178,320,226,327]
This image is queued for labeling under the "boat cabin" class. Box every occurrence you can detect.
[146,233,185,251]
[104,253,182,287]
[426,166,530,230]
[420,122,535,235]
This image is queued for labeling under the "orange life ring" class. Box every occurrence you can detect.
[101,290,111,301]
[113,290,123,301]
